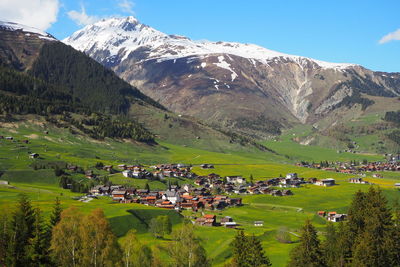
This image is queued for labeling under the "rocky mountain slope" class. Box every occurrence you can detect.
[64,16,400,137]
[0,21,259,152]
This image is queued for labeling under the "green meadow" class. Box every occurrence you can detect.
[1,120,399,266]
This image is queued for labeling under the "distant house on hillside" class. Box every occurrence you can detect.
[328,213,347,222]
[226,176,246,184]
[315,178,335,187]
[349,177,368,184]
[29,153,39,159]
[112,190,127,201]
[286,173,298,179]
[162,190,181,204]
[254,221,264,227]
[122,170,133,178]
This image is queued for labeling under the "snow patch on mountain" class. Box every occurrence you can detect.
[214,55,238,81]
[0,21,56,40]
[63,16,356,70]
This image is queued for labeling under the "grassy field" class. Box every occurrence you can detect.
[1,120,399,266]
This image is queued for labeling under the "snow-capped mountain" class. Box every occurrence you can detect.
[64,16,400,136]
[0,21,56,41]
[64,16,353,70]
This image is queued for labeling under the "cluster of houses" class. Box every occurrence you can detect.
[105,163,197,179]
[89,183,242,211]
[317,211,347,222]
[193,173,297,196]
[194,215,238,228]
[348,177,371,184]
[298,160,400,174]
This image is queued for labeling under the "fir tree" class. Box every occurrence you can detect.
[231,231,248,267]
[352,187,394,267]
[7,194,35,266]
[247,235,271,267]
[28,208,50,265]
[50,197,62,227]
[287,219,325,267]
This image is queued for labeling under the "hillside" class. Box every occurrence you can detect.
[64,16,400,141]
[0,20,269,153]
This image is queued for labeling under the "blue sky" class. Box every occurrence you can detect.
[1,0,400,72]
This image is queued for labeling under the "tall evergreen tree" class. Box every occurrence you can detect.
[322,223,341,267]
[389,201,400,266]
[352,187,394,267]
[0,210,11,265]
[247,235,271,267]
[287,219,325,267]
[7,194,35,266]
[28,208,50,266]
[231,231,271,267]
[49,197,62,227]
[231,231,249,267]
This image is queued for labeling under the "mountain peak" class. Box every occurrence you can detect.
[64,16,356,70]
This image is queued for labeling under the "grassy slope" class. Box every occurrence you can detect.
[263,125,383,162]
[1,119,399,266]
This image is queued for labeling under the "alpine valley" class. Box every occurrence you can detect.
[1,12,400,267]
[64,16,400,152]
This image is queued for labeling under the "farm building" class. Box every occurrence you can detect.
[315,178,335,187]
[29,153,39,159]
[254,221,264,227]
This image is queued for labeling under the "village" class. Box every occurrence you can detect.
[297,154,400,175]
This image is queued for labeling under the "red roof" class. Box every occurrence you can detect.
[203,214,216,219]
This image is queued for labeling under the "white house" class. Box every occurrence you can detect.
[315,178,335,187]
[254,221,264,227]
[226,176,246,184]
[286,173,298,179]
[122,170,133,178]
[328,214,347,222]
[162,190,181,204]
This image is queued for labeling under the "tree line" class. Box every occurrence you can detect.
[287,187,400,267]
[0,194,213,267]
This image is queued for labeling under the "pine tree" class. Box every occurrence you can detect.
[28,208,50,265]
[0,209,11,265]
[389,201,400,266]
[287,219,325,267]
[322,222,340,267]
[231,231,271,267]
[247,235,271,267]
[7,194,35,266]
[50,197,62,227]
[352,187,394,267]
[231,231,248,267]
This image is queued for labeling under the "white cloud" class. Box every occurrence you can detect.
[118,0,135,15]
[0,0,59,30]
[379,28,400,44]
[67,4,100,26]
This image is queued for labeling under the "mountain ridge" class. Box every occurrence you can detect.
[0,21,267,153]
[63,16,400,140]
